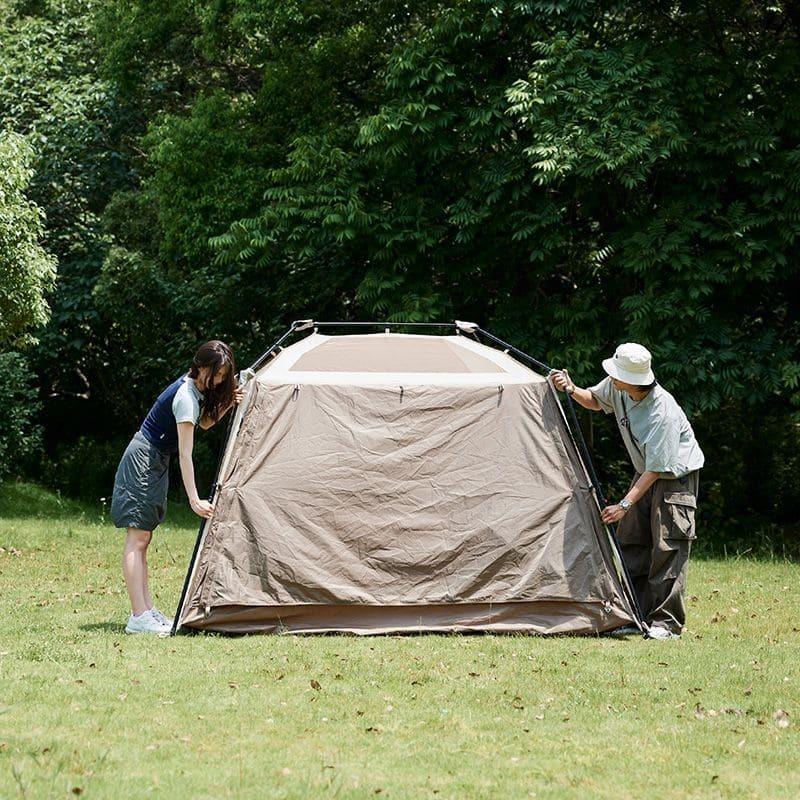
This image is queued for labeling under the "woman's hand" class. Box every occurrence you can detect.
[190,498,215,519]
[201,386,245,428]
[601,504,627,524]
[549,369,576,394]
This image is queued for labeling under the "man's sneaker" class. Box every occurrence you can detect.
[125,609,171,635]
[150,607,174,630]
[646,625,680,640]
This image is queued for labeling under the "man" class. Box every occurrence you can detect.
[551,343,704,640]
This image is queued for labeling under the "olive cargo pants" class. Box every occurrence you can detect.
[616,470,699,633]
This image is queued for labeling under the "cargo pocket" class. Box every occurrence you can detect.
[663,491,697,540]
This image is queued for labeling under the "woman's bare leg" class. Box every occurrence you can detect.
[122,528,152,616]
[142,544,154,609]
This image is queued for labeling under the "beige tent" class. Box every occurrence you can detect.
[174,322,641,635]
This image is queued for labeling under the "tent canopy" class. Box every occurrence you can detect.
[175,326,639,636]
[261,332,543,384]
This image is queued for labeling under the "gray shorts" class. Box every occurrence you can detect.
[111,431,171,531]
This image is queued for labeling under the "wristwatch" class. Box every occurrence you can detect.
[619,499,632,512]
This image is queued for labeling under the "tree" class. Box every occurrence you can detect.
[208,1,800,529]
[0,129,56,481]
[3,0,798,535]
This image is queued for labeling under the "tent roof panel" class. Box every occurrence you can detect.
[291,335,504,373]
[256,333,545,386]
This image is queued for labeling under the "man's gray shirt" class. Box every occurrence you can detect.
[587,377,705,478]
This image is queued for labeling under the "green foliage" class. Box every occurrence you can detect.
[0,0,136,427]
[38,434,128,502]
[36,430,220,504]
[92,0,437,359]
[203,1,800,418]
[0,351,43,481]
[199,1,800,531]
[2,0,799,537]
[0,131,56,346]
[506,35,686,187]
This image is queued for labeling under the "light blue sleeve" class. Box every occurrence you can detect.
[172,381,201,425]
[587,376,615,415]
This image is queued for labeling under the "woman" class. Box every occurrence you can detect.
[110,340,243,635]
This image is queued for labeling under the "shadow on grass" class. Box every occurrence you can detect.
[0,480,200,530]
[0,480,94,521]
[79,621,125,634]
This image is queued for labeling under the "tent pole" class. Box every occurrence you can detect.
[312,321,458,330]
[169,415,233,636]
[469,327,553,374]
[249,319,314,372]
[170,320,304,635]
[473,326,646,629]
[562,391,647,628]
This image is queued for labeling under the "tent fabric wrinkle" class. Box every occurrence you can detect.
[176,329,638,635]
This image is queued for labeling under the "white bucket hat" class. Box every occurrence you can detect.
[602,342,655,385]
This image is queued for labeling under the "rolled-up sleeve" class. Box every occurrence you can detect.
[587,376,615,415]
[172,383,200,425]
[643,414,681,474]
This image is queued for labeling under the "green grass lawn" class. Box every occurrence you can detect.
[1,482,798,799]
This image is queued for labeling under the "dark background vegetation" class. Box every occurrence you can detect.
[1,0,798,555]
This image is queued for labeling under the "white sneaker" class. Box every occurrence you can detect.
[150,607,174,629]
[125,609,171,635]
[646,625,680,640]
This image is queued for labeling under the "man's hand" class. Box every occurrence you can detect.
[601,504,627,524]
[548,370,603,411]
[190,498,215,519]
[549,369,576,394]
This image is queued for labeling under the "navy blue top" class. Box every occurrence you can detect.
[139,374,203,454]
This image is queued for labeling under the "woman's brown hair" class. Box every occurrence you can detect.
[189,340,236,423]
